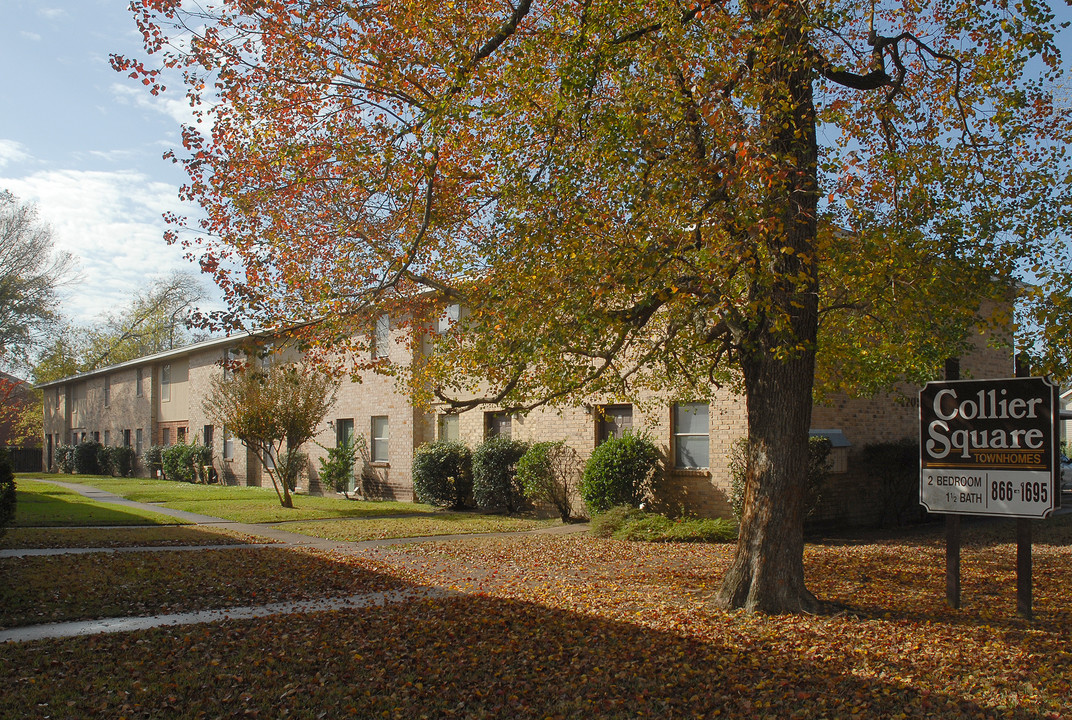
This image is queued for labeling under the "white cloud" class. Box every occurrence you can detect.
[38,8,68,20]
[20,30,42,41]
[0,168,216,325]
[0,140,31,168]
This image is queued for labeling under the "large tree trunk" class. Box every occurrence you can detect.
[716,1,821,613]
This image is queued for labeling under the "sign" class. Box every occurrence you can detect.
[920,377,1058,519]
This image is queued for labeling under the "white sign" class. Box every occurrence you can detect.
[920,377,1058,519]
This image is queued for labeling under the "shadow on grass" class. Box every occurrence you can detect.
[12,484,182,528]
[1,586,1062,719]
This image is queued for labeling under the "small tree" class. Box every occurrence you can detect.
[318,436,358,495]
[203,361,338,508]
[517,441,581,522]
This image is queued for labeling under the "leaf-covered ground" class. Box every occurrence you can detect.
[283,513,560,542]
[0,525,269,550]
[2,516,1070,718]
[0,548,407,629]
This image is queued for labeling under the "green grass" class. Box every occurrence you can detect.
[285,513,560,542]
[589,506,738,542]
[78,476,438,523]
[11,479,190,528]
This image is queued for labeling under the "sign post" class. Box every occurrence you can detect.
[920,376,1059,616]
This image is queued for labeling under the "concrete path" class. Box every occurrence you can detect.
[3,478,588,643]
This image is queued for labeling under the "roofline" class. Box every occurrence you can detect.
[34,329,276,390]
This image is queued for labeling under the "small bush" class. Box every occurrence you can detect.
[73,441,103,475]
[0,450,15,538]
[55,444,75,473]
[96,444,114,476]
[590,505,737,543]
[107,446,137,478]
[472,436,530,513]
[412,441,473,508]
[278,450,307,491]
[162,443,212,483]
[319,437,358,494]
[517,440,580,521]
[580,434,661,514]
[144,445,165,478]
[589,505,647,538]
[729,435,831,521]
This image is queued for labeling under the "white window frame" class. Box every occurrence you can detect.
[373,314,390,359]
[161,364,171,402]
[223,426,235,460]
[673,402,710,469]
[371,416,389,463]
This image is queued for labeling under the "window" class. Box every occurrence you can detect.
[136,368,143,397]
[673,402,710,469]
[223,426,234,460]
[161,364,171,402]
[103,376,110,407]
[597,405,633,445]
[93,431,100,443]
[162,427,171,446]
[485,411,511,439]
[371,416,389,462]
[135,429,144,457]
[123,429,131,447]
[103,430,110,446]
[438,414,459,442]
[203,424,214,450]
[336,418,354,447]
[177,426,187,444]
[72,431,78,445]
[437,303,462,333]
[372,314,390,359]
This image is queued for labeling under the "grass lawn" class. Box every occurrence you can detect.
[285,513,560,542]
[71,475,439,523]
[2,515,1072,718]
[11,479,191,528]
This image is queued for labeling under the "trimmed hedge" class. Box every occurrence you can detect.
[55,444,75,473]
[580,434,661,514]
[472,436,529,513]
[161,443,212,483]
[413,441,473,508]
[0,450,15,538]
[73,441,103,475]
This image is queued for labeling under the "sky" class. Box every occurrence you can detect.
[0,0,214,327]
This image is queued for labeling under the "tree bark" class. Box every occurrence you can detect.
[716,1,821,613]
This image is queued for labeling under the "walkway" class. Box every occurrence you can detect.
[1,479,588,643]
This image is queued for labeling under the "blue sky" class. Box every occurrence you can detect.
[0,0,212,326]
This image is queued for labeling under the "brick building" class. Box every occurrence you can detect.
[38,313,1014,526]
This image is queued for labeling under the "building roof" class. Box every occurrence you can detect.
[34,330,272,390]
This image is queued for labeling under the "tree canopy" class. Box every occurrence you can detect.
[116,0,1072,611]
[0,190,76,372]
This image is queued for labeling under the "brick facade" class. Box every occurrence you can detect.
[39,313,1015,525]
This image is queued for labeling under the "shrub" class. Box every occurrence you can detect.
[73,441,103,475]
[579,433,661,514]
[96,444,115,477]
[319,437,358,494]
[472,436,529,513]
[144,445,165,478]
[278,450,307,491]
[0,450,15,538]
[729,435,831,521]
[589,505,736,543]
[162,443,212,483]
[517,440,580,521]
[860,439,921,527]
[107,446,137,478]
[55,444,75,473]
[412,441,473,508]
